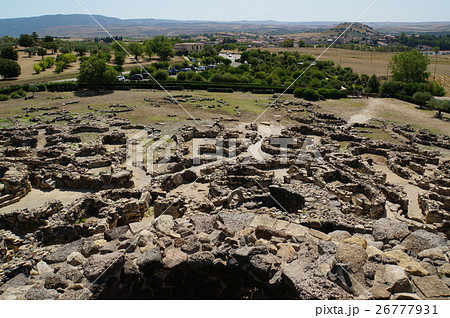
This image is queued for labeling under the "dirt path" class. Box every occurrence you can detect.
[0,188,91,214]
[347,98,378,125]
[371,160,425,222]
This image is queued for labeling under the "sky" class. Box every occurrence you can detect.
[0,0,449,22]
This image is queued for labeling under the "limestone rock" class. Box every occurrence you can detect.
[417,247,448,261]
[343,235,367,249]
[329,230,351,242]
[413,275,450,298]
[372,265,411,298]
[383,250,429,276]
[335,243,367,272]
[154,215,174,234]
[372,218,410,243]
[162,248,188,269]
[67,252,85,266]
[276,245,297,262]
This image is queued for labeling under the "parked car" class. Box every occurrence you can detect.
[129,74,144,81]
[168,68,178,75]
[141,72,151,79]
[117,75,125,82]
[195,66,206,71]
[179,68,192,72]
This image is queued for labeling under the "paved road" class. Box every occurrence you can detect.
[219,53,242,67]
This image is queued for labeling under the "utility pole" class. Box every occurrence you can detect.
[433,46,440,81]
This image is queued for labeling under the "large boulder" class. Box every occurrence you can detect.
[401,230,447,256]
[83,252,125,281]
[162,248,188,269]
[335,243,367,272]
[372,218,410,243]
[412,275,450,298]
[136,247,163,273]
[372,265,411,299]
[43,239,83,264]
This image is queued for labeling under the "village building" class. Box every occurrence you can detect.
[174,42,204,55]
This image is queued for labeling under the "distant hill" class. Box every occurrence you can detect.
[325,22,381,37]
[0,14,448,38]
[0,14,334,37]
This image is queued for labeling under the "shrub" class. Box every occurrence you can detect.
[33,64,42,74]
[10,93,22,99]
[412,92,433,106]
[295,87,320,101]
[43,57,55,68]
[294,87,305,98]
[55,61,66,74]
[303,88,320,101]
[0,58,21,79]
[153,62,169,70]
[0,94,9,101]
[129,67,142,76]
[425,81,445,97]
[380,81,406,95]
[153,69,168,82]
[38,60,48,70]
[177,72,187,81]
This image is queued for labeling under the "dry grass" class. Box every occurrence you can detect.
[1,88,448,137]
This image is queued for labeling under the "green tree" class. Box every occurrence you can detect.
[158,45,174,61]
[111,41,127,52]
[43,36,54,43]
[36,47,47,60]
[390,49,430,83]
[128,43,144,61]
[427,98,450,119]
[367,74,380,93]
[0,46,18,61]
[74,43,88,56]
[143,41,153,60]
[28,84,39,97]
[18,34,36,47]
[0,58,21,79]
[280,39,294,47]
[43,41,59,54]
[24,47,37,58]
[31,32,40,43]
[77,56,118,85]
[114,50,127,65]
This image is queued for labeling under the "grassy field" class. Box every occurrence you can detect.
[1,88,448,138]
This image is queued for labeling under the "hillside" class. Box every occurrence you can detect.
[325,22,381,37]
[0,15,449,38]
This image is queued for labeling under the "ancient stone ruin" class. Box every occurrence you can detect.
[0,103,449,300]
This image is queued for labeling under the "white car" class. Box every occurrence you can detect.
[117,76,125,82]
